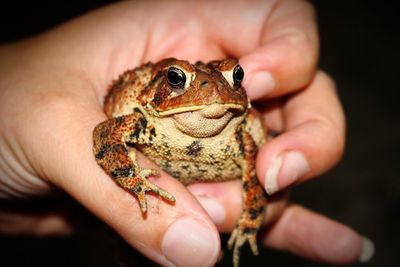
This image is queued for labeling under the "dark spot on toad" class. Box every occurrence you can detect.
[243,181,249,191]
[223,145,231,153]
[148,71,163,88]
[235,128,244,156]
[115,116,125,126]
[139,117,148,134]
[169,170,182,179]
[150,127,156,137]
[152,93,163,106]
[111,166,134,178]
[249,207,264,220]
[150,78,166,106]
[99,128,110,139]
[111,143,126,153]
[186,141,203,157]
[162,161,172,170]
[243,227,257,234]
[243,177,257,192]
[95,144,110,159]
[130,127,141,139]
[133,107,144,114]
[181,165,190,170]
[131,180,144,194]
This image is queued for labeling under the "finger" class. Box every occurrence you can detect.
[240,0,319,100]
[263,205,375,264]
[30,97,220,267]
[257,71,346,195]
[0,209,74,236]
[189,183,374,264]
[188,180,288,233]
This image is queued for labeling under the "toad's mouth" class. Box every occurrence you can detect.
[171,103,245,138]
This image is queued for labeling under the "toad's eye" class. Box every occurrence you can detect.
[233,65,244,84]
[167,67,186,90]
[221,64,245,89]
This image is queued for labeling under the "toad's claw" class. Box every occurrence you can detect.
[115,169,175,213]
[228,224,259,267]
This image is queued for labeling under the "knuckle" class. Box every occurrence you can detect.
[311,115,346,170]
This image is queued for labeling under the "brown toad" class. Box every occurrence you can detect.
[93,58,268,266]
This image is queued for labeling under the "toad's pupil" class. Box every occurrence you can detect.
[167,67,186,87]
[233,65,244,83]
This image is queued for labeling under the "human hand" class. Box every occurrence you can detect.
[0,0,373,266]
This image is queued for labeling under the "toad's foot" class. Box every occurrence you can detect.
[228,215,262,267]
[115,168,175,213]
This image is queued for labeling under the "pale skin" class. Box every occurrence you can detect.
[0,1,365,267]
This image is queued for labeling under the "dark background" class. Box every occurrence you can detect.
[0,1,398,266]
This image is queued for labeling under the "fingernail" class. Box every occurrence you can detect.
[359,236,375,263]
[264,151,310,195]
[245,71,275,99]
[196,196,226,225]
[162,218,219,267]
[264,155,283,194]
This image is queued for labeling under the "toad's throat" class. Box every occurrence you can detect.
[173,106,239,138]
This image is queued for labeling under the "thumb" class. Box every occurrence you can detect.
[240,0,318,100]
[22,91,221,267]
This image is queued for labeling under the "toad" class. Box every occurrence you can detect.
[93,58,268,266]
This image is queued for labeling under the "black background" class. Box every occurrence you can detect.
[0,1,398,266]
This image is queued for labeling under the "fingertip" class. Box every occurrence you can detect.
[359,236,375,263]
[263,150,310,195]
[242,69,276,100]
[239,0,318,100]
[162,217,220,267]
[256,131,313,195]
[240,40,316,101]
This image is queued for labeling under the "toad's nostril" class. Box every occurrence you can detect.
[200,81,209,88]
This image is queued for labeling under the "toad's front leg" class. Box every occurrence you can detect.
[93,114,175,213]
[228,127,267,267]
